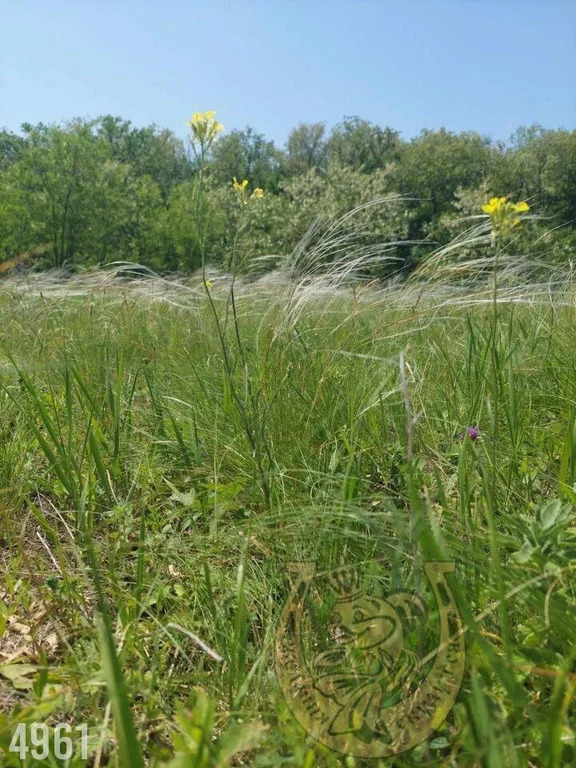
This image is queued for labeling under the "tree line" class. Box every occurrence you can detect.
[0,115,574,275]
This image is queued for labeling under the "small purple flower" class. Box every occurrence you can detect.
[466,426,480,441]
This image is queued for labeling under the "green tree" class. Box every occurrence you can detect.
[0,120,166,267]
[327,117,402,172]
[162,179,227,272]
[0,129,26,171]
[88,162,165,266]
[491,126,576,224]
[282,122,328,176]
[389,128,494,248]
[96,115,192,199]
[0,121,105,265]
[217,163,410,276]
[209,127,280,189]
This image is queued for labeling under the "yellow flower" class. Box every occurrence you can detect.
[232,177,249,192]
[188,110,223,150]
[481,196,530,238]
[232,178,263,204]
[204,279,212,289]
[481,196,508,215]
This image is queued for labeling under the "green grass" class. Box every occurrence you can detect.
[0,267,576,766]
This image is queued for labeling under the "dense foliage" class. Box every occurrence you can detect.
[0,116,575,274]
[2,274,576,765]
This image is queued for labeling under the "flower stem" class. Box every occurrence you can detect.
[488,236,513,658]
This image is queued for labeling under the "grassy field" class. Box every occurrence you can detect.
[0,258,576,766]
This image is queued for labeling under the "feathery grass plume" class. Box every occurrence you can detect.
[264,195,419,332]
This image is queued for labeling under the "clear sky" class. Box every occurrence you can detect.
[1,0,575,146]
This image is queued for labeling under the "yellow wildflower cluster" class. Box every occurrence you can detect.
[233,177,248,193]
[188,110,223,150]
[232,177,264,202]
[481,196,529,237]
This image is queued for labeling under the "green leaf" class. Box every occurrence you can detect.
[216,721,268,765]
[0,599,7,639]
[539,500,565,531]
[0,664,37,690]
[511,539,536,564]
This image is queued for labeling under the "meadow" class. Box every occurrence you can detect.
[1,222,576,766]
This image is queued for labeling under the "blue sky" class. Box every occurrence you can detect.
[1,0,575,146]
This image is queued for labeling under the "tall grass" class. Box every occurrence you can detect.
[0,223,576,765]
